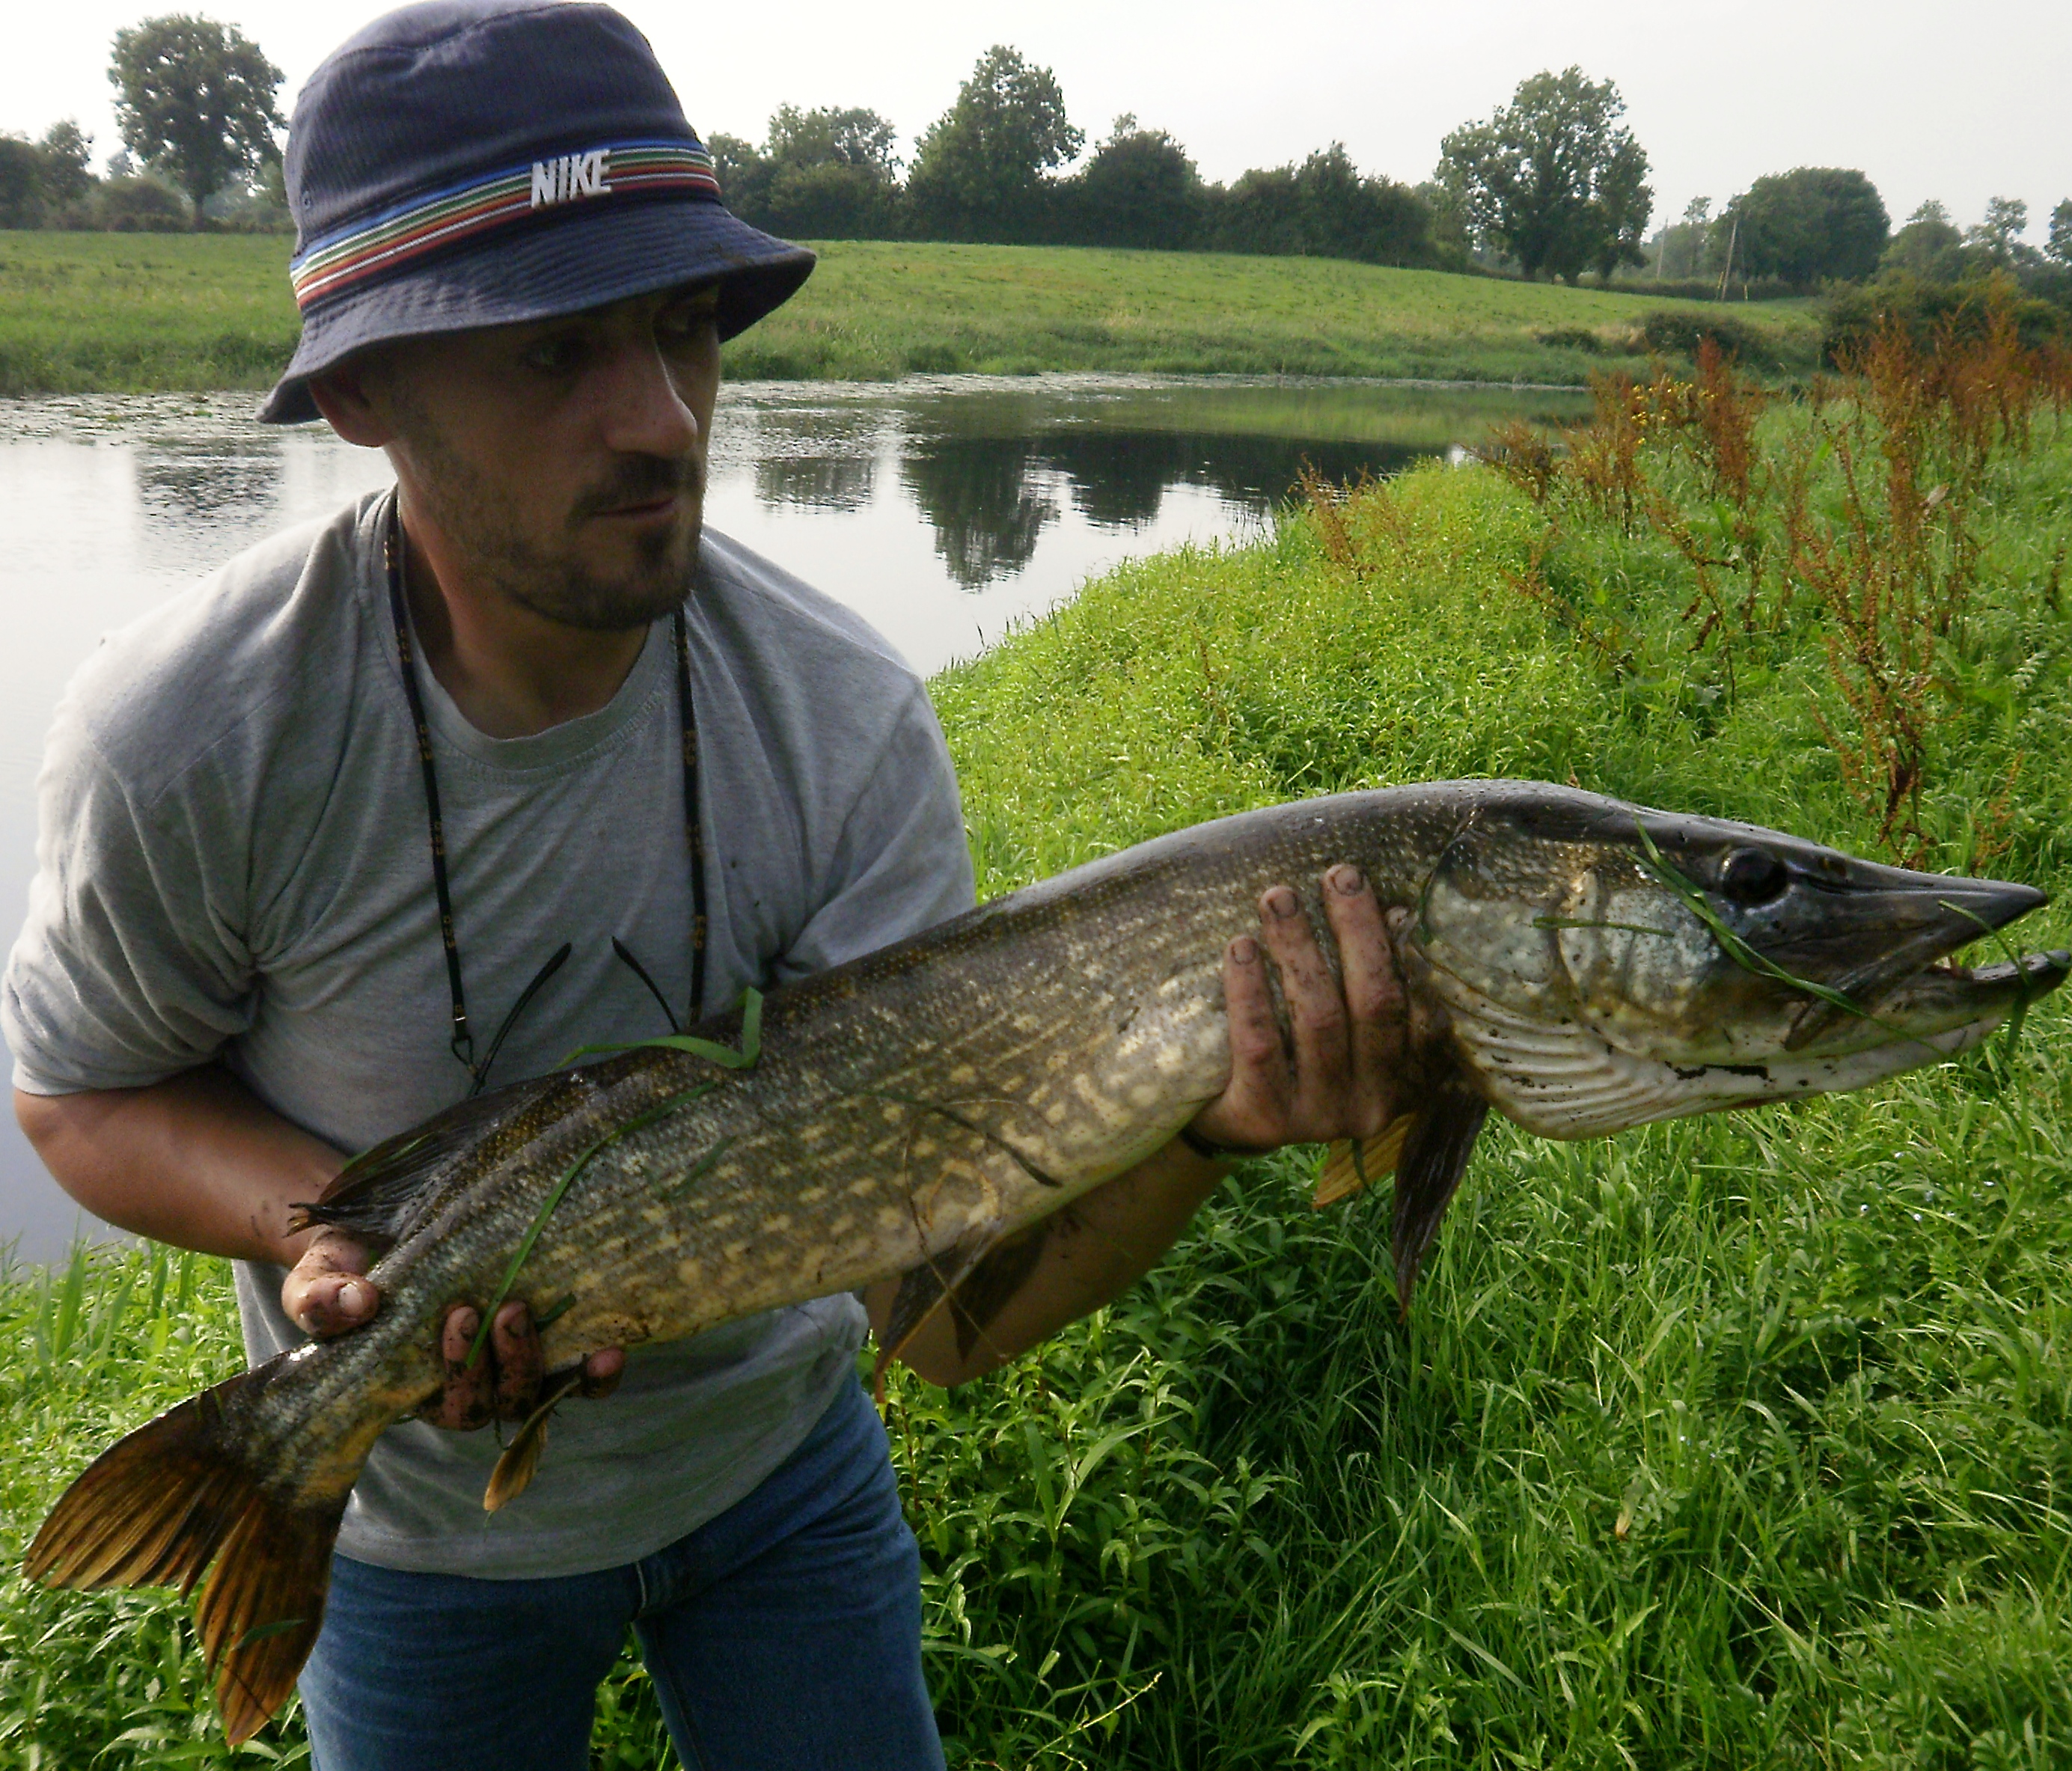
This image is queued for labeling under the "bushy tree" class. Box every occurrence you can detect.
[765,103,899,179]
[905,46,1081,242]
[1964,196,2036,270]
[1723,167,1888,286]
[1436,67,1652,282]
[0,123,97,227]
[712,105,901,240]
[109,14,283,228]
[2050,199,2072,269]
[99,172,190,231]
[1063,115,1202,250]
[38,121,95,207]
[1882,199,1964,281]
[1208,145,1435,267]
[761,105,899,239]
[0,137,45,227]
[706,131,767,212]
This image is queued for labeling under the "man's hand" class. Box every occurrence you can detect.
[281,1227,625,1429]
[1187,863,1413,1155]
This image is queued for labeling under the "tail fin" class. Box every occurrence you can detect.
[25,1368,346,1745]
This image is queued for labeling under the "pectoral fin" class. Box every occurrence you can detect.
[1390,1079,1488,1319]
[1313,1116,1415,1208]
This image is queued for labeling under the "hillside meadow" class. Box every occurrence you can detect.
[0,231,1823,398]
[4,332,2071,1767]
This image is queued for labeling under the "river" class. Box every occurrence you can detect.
[0,373,1588,1263]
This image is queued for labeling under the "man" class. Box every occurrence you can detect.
[4,4,1408,1766]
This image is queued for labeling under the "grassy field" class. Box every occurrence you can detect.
[0,230,1824,398]
[4,338,2070,1767]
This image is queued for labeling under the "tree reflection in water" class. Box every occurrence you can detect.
[899,429,1436,586]
[724,379,1594,594]
[754,453,877,513]
[899,434,1058,589]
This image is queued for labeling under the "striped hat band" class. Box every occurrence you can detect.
[289,138,721,311]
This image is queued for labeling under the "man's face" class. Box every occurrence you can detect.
[373,284,723,631]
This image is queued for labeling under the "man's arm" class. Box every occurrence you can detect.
[869,865,1412,1387]
[14,1068,620,1425]
[16,1065,342,1269]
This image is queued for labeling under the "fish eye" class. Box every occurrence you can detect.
[1719,847,1790,905]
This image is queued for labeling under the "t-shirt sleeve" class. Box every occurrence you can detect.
[4,701,257,1096]
[772,685,975,981]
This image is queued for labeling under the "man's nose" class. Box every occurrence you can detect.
[594,339,700,459]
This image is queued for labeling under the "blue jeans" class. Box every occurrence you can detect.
[298,1380,945,1770]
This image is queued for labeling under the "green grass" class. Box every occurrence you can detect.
[3,385,2069,1767]
[0,231,1824,397]
[0,233,302,397]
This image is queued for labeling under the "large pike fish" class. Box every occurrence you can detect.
[27,781,2068,1740]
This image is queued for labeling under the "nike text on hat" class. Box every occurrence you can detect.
[261,0,813,423]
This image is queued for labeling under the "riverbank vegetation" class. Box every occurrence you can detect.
[4,316,2071,1767]
[0,230,1825,398]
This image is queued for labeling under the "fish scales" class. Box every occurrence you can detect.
[26,780,2067,1744]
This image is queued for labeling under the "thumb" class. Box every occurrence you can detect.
[283,1227,380,1338]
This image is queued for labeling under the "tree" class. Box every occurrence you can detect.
[706,131,769,217]
[1723,167,1888,285]
[764,104,899,180]
[1881,200,1963,281]
[904,46,1081,242]
[39,121,95,207]
[1206,145,1436,267]
[759,105,899,239]
[1435,67,1653,282]
[109,14,284,227]
[2050,199,2072,269]
[1064,115,1202,250]
[712,107,901,241]
[1648,195,1713,281]
[0,137,45,227]
[1963,196,2035,269]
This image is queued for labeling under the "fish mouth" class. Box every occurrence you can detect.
[1794,941,2070,1053]
[1775,874,2056,1050]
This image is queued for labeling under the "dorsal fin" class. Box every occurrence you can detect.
[289,1077,557,1250]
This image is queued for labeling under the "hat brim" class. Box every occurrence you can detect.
[260,199,813,424]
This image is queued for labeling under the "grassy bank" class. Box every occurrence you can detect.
[4,343,2070,1767]
[0,231,1824,398]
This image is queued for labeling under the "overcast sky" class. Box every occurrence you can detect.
[7,0,2068,240]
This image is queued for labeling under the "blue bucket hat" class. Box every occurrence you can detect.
[260,0,813,423]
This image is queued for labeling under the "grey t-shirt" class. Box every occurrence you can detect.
[4,490,975,1578]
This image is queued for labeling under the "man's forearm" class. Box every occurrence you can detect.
[869,1137,1229,1387]
[14,1068,345,1266]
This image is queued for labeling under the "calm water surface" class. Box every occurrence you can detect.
[0,373,1587,1261]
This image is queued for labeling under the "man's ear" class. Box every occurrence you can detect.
[307,353,397,449]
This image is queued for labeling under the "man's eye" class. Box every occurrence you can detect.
[524,334,587,373]
[658,302,718,346]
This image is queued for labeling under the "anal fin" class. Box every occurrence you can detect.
[873,1217,1042,1401]
[1313,1116,1415,1208]
[483,1371,583,1514]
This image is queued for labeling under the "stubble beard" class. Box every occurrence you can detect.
[400,413,705,632]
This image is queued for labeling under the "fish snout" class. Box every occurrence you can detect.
[1778,873,2053,1050]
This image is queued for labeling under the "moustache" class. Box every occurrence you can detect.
[570,455,703,523]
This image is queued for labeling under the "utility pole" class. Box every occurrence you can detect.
[1715,213,1738,302]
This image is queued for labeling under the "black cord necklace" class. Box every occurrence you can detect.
[382,496,709,1095]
